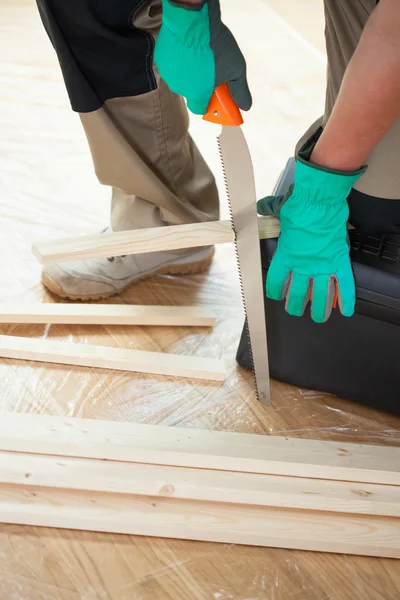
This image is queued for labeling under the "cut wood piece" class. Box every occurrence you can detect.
[0,413,398,485]
[2,451,398,517]
[0,304,216,327]
[0,484,398,558]
[32,220,235,265]
[0,336,224,382]
[258,215,280,240]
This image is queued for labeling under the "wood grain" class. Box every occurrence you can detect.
[32,220,235,264]
[0,484,398,558]
[32,217,281,265]
[258,215,280,239]
[0,336,225,382]
[0,413,398,485]
[1,450,398,517]
[0,303,216,327]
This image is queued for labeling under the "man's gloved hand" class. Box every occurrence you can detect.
[154,0,252,115]
[257,152,366,323]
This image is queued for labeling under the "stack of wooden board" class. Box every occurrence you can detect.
[0,412,398,558]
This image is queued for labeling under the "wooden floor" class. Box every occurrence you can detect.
[0,1,399,598]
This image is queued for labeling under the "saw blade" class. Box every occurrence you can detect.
[217,125,271,406]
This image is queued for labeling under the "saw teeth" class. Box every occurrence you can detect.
[217,137,260,402]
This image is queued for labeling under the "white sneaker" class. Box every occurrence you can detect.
[42,240,214,301]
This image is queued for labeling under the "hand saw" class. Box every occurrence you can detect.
[203,84,271,406]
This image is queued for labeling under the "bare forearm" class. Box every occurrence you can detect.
[311,0,400,171]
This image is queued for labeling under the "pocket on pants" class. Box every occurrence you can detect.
[131,1,162,38]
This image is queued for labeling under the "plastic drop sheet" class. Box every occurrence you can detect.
[0,1,399,600]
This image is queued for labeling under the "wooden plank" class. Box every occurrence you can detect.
[258,215,280,240]
[31,217,282,265]
[2,451,398,517]
[32,220,235,265]
[0,484,398,558]
[0,413,398,485]
[0,336,224,382]
[0,304,216,327]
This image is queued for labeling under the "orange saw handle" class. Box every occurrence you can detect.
[203,83,243,127]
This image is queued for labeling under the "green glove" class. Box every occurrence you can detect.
[257,153,366,323]
[154,0,252,115]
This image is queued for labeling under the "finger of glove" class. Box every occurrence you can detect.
[311,275,336,323]
[285,273,312,317]
[227,76,252,111]
[266,255,291,301]
[336,265,356,318]
[211,23,252,111]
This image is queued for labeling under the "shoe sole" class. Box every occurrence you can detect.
[42,252,215,302]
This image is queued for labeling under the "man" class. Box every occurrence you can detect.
[36,0,400,323]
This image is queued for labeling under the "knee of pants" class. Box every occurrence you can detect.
[37,0,162,113]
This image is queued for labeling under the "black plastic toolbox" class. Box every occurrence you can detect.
[236,229,400,415]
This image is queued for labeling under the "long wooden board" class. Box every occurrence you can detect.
[0,304,216,327]
[32,220,235,265]
[1,484,398,558]
[1,451,398,517]
[0,413,398,485]
[0,337,224,382]
[32,217,280,265]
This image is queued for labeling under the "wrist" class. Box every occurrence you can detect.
[167,0,206,8]
[295,152,366,205]
[309,142,366,173]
